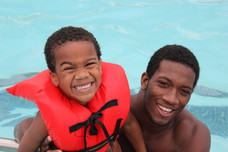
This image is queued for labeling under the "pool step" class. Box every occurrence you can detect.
[0,137,18,151]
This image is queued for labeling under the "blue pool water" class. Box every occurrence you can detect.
[0,0,228,151]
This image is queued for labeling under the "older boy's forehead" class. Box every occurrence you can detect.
[154,60,195,86]
[157,60,193,72]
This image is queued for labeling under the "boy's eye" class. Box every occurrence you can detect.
[180,89,191,95]
[64,67,74,71]
[86,62,96,67]
[159,81,169,87]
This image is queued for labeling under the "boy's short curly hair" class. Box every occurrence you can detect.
[146,45,200,88]
[44,26,101,72]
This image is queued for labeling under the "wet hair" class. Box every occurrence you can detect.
[44,26,101,72]
[146,44,200,88]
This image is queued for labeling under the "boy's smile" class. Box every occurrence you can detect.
[50,41,102,106]
[72,83,93,93]
[142,60,195,126]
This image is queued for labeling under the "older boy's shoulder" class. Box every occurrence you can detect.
[175,109,210,151]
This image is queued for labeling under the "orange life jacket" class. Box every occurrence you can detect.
[7,62,130,152]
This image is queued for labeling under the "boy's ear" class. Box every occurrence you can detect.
[50,71,59,87]
[141,72,149,90]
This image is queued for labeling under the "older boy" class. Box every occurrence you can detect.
[119,45,211,152]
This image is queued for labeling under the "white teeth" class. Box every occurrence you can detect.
[75,83,91,90]
[158,104,172,113]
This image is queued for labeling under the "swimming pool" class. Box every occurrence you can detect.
[0,0,228,151]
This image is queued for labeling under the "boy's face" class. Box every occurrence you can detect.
[141,60,195,126]
[50,41,102,106]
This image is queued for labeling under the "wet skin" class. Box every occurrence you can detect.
[50,41,102,106]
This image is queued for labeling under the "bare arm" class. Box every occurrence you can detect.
[14,117,34,143]
[17,111,48,152]
[122,111,147,152]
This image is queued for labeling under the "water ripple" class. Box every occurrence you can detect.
[105,24,128,34]
[176,26,203,40]
[107,0,180,8]
[0,8,106,25]
[188,0,228,4]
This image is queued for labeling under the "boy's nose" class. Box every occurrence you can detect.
[74,68,89,80]
[163,89,179,105]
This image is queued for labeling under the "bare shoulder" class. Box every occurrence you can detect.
[175,109,211,152]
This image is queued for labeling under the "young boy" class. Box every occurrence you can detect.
[8,26,146,152]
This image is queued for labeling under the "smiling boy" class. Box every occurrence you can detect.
[119,45,211,152]
[10,26,146,152]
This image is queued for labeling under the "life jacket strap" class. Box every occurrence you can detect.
[50,118,122,152]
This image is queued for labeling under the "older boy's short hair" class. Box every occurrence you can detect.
[146,45,200,88]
